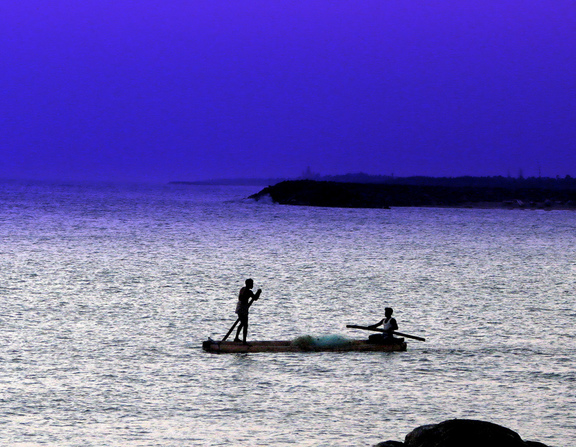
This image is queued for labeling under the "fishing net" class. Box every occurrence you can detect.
[291,334,353,350]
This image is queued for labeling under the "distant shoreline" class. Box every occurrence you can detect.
[248,180,576,210]
[169,178,286,187]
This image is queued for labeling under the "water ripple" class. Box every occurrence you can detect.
[0,182,574,446]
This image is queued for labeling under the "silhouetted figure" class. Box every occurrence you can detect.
[368,307,398,344]
[234,278,261,343]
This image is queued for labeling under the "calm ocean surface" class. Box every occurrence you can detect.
[0,180,574,446]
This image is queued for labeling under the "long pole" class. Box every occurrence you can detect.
[346,324,426,342]
[221,294,260,342]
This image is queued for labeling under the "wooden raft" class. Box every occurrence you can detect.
[202,338,407,354]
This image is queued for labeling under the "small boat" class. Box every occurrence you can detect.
[202,336,407,354]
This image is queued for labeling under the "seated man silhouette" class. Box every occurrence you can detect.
[367,307,399,344]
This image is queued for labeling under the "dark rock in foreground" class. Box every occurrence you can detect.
[374,419,551,447]
[250,180,576,209]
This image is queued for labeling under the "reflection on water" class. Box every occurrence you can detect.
[0,181,574,446]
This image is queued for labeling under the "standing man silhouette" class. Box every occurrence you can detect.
[234,278,262,343]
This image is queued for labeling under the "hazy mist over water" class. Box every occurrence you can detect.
[1,181,574,446]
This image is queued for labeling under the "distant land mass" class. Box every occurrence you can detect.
[247,177,576,210]
[169,178,287,186]
[171,174,576,209]
[171,173,576,189]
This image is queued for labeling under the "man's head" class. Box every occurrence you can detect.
[385,307,393,317]
[245,278,254,288]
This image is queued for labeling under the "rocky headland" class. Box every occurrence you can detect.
[374,419,551,447]
[249,180,576,210]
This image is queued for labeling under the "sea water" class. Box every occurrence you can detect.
[0,180,574,446]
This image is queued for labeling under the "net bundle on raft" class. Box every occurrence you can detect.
[291,335,353,350]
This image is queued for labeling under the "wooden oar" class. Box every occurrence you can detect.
[221,291,261,342]
[346,324,426,342]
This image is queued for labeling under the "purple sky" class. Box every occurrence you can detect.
[2,1,575,182]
